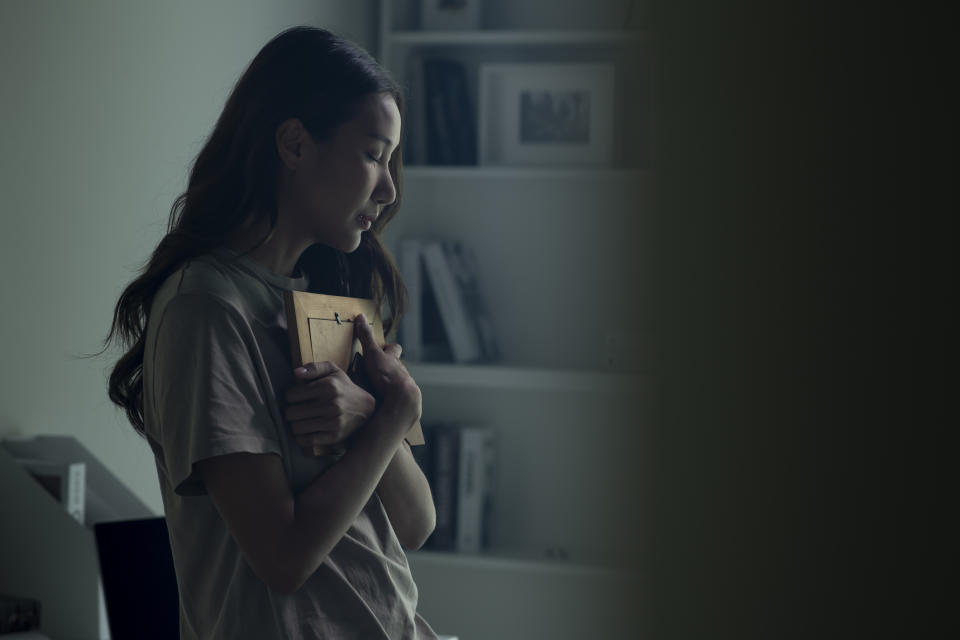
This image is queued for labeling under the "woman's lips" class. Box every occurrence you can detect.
[357,214,373,230]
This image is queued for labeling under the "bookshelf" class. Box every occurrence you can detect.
[380,0,656,171]
[376,2,651,638]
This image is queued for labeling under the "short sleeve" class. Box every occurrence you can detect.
[152,293,282,496]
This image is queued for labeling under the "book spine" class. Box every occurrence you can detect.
[420,268,453,361]
[422,241,483,363]
[455,426,487,553]
[407,51,428,165]
[441,61,476,165]
[399,239,424,362]
[424,59,456,165]
[426,424,460,551]
[481,428,498,551]
[17,458,86,526]
[64,461,86,526]
[448,241,498,361]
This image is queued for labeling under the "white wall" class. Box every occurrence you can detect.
[0,0,378,516]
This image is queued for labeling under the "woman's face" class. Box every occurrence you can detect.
[289,92,401,253]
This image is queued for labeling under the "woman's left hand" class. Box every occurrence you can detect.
[284,343,404,454]
[285,361,377,453]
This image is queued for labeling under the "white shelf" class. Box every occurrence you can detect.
[402,165,654,181]
[405,362,643,394]
[387,29,649,47]
[406,548,638,580]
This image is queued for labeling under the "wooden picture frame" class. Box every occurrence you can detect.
[284,290,426,456]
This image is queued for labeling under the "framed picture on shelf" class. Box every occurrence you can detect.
[478,63,616,167]
[421,0,482,30]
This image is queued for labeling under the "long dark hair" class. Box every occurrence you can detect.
[93,26,407,437]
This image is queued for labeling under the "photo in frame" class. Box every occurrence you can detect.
[421,0,482,30]
[478,63,616,167]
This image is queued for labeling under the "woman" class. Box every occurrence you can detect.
[100,26,439,639]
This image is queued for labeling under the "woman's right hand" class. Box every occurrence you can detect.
[354,313,422,431]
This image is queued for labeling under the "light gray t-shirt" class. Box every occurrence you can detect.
[142,246,438,639]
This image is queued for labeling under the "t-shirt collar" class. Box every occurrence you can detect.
[211,246,310,291]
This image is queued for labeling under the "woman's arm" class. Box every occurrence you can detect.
[199,317,422,595]
[198,389,420,595]
[376,438,436,550]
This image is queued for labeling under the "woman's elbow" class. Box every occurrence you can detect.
[266,559,317,596]
[403,512,436,551]
[249,555,302,596]
[254,544,324,596]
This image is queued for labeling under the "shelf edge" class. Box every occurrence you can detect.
[406,548,641,580]
[405,362,645,394]
[402,166,655,181]
[387,29,652,47]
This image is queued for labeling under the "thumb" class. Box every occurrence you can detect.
[294,360,339,380]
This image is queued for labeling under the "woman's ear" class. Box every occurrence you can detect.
[275,118,308,170]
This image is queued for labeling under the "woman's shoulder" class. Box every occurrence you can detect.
[176,253,245,301]
[150,254,248,325]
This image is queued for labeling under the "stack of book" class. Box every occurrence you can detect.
[399,238,499,364]
[0,594,42,635]
[411,423,498,554]
[404,55,477,166]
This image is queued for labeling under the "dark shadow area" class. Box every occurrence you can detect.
[627,1,958,637]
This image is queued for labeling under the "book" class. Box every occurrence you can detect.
[404,51,429,165]
[446,241,498,361]
[15,458,85,525]
[421,241,484,363]
[421,263,454,361]
[418,423,498,554]
[424,58,456,165]
[480,427,498,551]
[455,425,496,553]
[438,60,477,165]
[424,423,460,551]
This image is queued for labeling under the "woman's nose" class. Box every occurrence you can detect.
[375,170,396,207]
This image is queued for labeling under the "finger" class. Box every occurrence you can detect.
[353,313,381,354]
[285,402,341,426]
[285,377,339,405]
[290,419,334,437]
[293,360,339,381]
[383,343,402,359]
[295,432,337,448]
[303,443,347,457]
